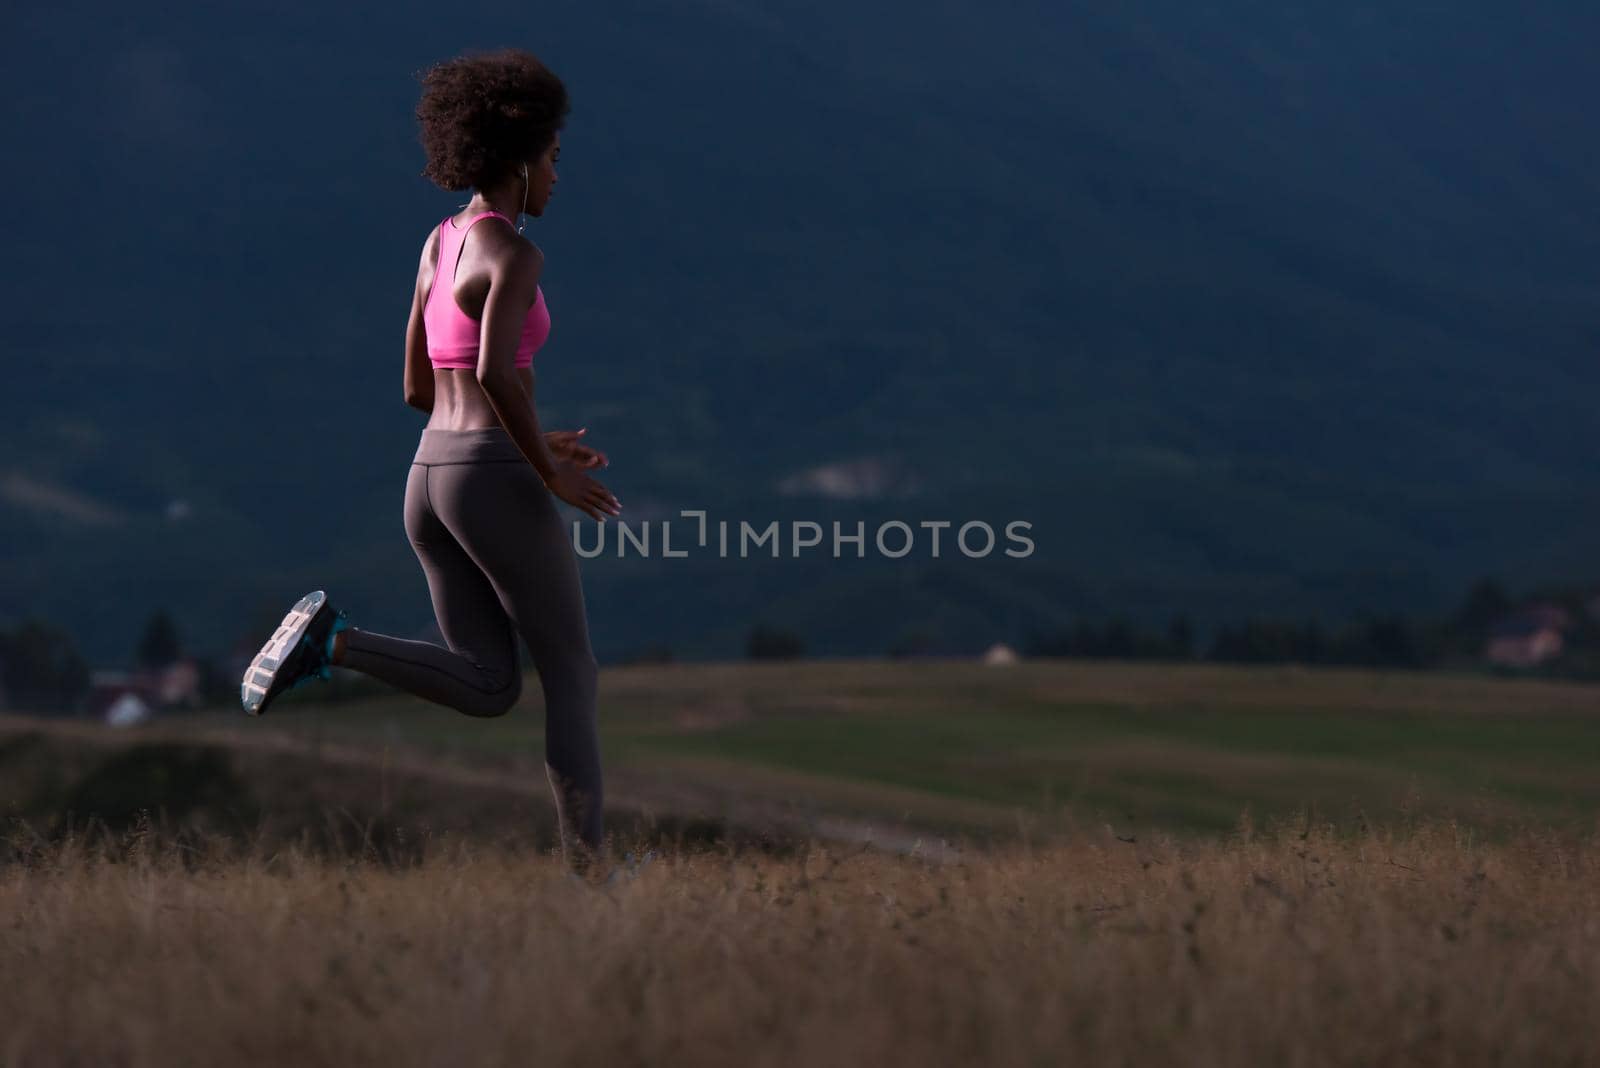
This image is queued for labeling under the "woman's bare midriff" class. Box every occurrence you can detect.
[425,366,535,431]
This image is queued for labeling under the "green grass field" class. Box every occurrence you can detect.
[226,657,1600,843]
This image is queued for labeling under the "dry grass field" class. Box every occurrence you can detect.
[5,658,1600,1065]
[3,819,1599,1067]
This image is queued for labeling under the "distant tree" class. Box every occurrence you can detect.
[194,655,241,709]
[136,610,182,669]
[747,623,805,660]
[1099,616,1138,657]
[1026,615,1195,660]
[1165,614,1195,659]
[1207,620,1259,662]
[1208,618,1326,664]
[1331,613,1427,668]
[1366,614,1424,666]
[622,642,675,665]
[1451,577,1513,651]
[887,623,939,659]
[1294,620,1328,663]
[1067,620,1097,654]
[0,619,90,714]
[1022,624,1068,657]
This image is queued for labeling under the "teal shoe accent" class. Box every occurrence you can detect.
[286,610,350,693]
[286,637,324,692]
[323,610,351,670]
[269,604,351,699]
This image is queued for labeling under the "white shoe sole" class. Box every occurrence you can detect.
[240,590,327,716]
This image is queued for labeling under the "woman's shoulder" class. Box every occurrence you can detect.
[475,234,544,303]
[415,223,443,277]
[504,234,544,271]
[474,215,540,258]
[506,242,545,292]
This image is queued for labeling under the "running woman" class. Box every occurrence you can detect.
[240,48,621,875]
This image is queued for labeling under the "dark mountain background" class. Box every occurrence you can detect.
[5,0,1599,667]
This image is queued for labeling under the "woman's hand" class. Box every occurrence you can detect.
[546,460,621,521]
[545,427,608,469]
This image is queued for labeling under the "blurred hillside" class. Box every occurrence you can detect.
[5,0,1600,665]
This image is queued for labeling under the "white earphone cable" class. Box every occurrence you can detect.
[519,161,528,235]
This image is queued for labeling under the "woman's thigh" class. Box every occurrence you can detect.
[403,462,522,684]
[423,461,595,662]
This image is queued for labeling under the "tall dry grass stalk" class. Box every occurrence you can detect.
[3,817,1598,1067]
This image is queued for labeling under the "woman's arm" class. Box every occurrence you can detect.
[403,234,437,413]
[476,243,558,479]
[477,244,619,520]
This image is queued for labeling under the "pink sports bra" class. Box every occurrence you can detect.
[423,210,550,370]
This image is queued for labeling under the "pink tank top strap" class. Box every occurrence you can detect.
[433,211,514,297]
[450,210,513,230]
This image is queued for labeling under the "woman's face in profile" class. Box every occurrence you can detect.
[527,134,560,215]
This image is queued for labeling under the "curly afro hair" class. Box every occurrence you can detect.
[415,48,570,192]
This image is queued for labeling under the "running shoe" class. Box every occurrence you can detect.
[239,590,350,716]
[609,848,660,884]
[560,849,658,890]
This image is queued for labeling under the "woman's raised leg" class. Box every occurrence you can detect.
[334,461,524,718]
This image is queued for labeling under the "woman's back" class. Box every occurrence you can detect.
[423,209,550,370]
[417,209,544,431]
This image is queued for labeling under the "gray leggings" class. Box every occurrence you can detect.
[338,426,603,860]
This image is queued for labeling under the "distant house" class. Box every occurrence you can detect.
[87,673,144,720]
[86,657,203,721]
[982,642,1019,666]
[150,658,201,706]
[1484,604,1570,668]
[104,691,152,728]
